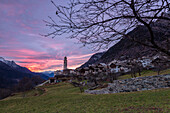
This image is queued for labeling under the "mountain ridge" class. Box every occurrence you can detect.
[0,57,49,88]
[79,52,105,68]
[80,12,170,66]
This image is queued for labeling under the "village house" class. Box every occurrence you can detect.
[48,54,169,84]
[139,57,153,68]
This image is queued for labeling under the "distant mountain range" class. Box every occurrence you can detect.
[0,57,49,88]
[80,12,170,67]
[41,71,54,77]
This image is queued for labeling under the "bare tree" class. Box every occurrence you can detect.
[151,57,170,75]
[44,0,170,56]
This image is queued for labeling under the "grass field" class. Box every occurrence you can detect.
[0,83,169,113]
[118,69,170,80]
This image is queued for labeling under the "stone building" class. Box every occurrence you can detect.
[64,56,67,70]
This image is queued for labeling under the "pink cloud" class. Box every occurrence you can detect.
[0,46,93,72]
[0,3,25,17]
[0,0,95,72]
[15,52,92,72]
[20,23,32,30]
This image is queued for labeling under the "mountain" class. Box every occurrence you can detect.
[80,52,105,68]
[0,61,34,88]
[0,57,49,88]
[41,71,54,77]
[98,13,170,63]
[0,57,19,68]
[0,57,32,73]
[80,12,170,65]
[32,72,49,80]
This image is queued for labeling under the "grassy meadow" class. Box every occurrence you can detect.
[118,69,170,80]
[0,69,170,113]
[0,83,170,113]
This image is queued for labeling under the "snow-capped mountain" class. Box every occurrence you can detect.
[0,57,33,74]
[0,57,19,68]
[0,57,49,88]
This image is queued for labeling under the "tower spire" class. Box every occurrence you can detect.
[64,56,67,70]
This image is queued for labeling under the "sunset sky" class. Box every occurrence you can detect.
[0,0,96,72]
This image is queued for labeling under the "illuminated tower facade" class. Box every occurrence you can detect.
[64,56,67,70]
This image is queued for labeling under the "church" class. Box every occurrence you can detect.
[53,56,70,76]
[62,56,73,75]
[49,56,73,83]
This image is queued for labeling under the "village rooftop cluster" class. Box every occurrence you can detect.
[45,54,169,84]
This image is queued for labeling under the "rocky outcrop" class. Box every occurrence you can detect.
[85,74,170,94]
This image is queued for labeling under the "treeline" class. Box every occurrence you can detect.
[0,76,44,100]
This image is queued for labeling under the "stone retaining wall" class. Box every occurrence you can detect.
[85,74,170,94]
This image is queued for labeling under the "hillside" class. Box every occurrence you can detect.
[0,83,169,113]
[98,28,169,63]
[78,13,170,65]
[80,52,105,68]
[97,13,170,63]
[0,57,49,89]
[0,61,34,88]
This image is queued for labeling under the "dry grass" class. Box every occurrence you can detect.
[0,83,169,113]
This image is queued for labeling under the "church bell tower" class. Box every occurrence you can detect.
[64,56,67,70]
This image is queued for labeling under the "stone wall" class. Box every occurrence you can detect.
[85,74,170,94]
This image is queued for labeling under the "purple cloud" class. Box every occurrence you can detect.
[0,0,95,72]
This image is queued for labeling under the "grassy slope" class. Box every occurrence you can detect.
[118,69,170,80]
[0,83,170,113]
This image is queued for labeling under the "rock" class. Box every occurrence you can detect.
[141,88,148,91]
[109,87,113,91]
[85,74,170,94]
[164,75,170,79]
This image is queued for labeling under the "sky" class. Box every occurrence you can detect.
[0,0,96,72]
